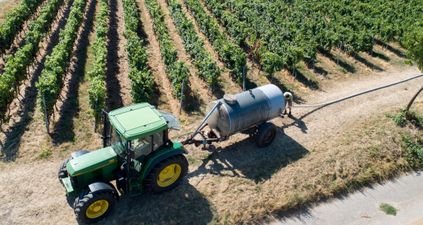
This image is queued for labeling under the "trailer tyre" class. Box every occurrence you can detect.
[256,123,277,147]
[144,155,188,193]
[74,190,116,224]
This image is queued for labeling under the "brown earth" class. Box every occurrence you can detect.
[105,0,132,109]
[137,0,181,116]
[0,63,421,224]
[0,0,422,224]
[0,0,77,160]
[156,0,212,110]
[0,0,22,22]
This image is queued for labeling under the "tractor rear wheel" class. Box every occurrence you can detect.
[74,191,116,224]
[256,122,277,147]
[144,155,188,193]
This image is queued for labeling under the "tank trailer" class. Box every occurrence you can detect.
[59,84,285,223]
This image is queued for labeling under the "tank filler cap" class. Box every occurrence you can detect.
[223,94,237,104]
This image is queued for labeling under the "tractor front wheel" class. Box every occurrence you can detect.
[144,155,188,193]
[74,191,116,224]
[58,158,70,181]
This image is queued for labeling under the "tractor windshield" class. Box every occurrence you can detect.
[111,129,127,156]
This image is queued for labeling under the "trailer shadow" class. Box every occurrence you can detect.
[103,182,213,225]
[190,132,309,182]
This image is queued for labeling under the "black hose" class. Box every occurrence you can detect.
[293,73,423,108]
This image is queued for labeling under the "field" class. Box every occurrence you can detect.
[0,0,422,224]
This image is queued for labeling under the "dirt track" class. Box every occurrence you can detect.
[0,65,422,224]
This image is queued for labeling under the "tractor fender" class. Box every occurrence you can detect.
[88,182,119,199]
[140,148,187,181]
[71,150,90,159]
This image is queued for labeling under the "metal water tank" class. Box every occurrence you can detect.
[207,84,285,137]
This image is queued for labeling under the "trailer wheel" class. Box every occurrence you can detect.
[256,123,277,147]
[144,155,188,193]
[74,190,116,224]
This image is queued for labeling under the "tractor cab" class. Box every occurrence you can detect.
[106,103,179,160]
[58,103,188,224]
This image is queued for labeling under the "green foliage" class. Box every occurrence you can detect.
[402,25,423,70]
[122,0,154,103]
[0,0,44,53]
[88,0,108,121]
[36,0,87,120]
[168,0,220,87]
[184,0,246,83]
[391,110,423,128]
[38,148,52,159]
[391,110,408,127]
[0,0,65,121]
[202,0,423,71]
[379,203,397,216]
[403,135,423,168]
[260,51,284,76]
[169,61,189,98]
[145,0,189,99]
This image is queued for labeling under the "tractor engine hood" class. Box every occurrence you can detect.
[67,147,118,176]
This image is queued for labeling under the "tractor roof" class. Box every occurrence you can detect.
[108,103,168,140]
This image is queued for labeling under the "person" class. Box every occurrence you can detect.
[283,92,293,116]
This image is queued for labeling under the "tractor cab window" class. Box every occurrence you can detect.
[131,132,164,159]
[132,137,151,158]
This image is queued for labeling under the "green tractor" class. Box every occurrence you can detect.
[58,103,188,223]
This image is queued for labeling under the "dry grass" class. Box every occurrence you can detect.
[0,0,21,23]
[95,106,423,225]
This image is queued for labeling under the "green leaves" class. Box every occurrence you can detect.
[145,0,189,98]
[122,0,154,103]
[168,0,220,87]
[88,0,109,121]
[36,0,87,119]
[0,0,44,53]
[184,0,246,84]
[0,0,65,120]
[402,25,423,70]
[204,0,423,72]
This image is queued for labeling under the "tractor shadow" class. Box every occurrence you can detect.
[103,183,213,225]
[189,132,309,183]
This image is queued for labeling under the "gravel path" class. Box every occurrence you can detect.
[269,171,423,225]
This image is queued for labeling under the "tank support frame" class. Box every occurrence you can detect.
[182,101,225,149]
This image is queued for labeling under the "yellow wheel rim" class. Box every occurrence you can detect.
[86,199,109,219]
[157,163,182,187]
